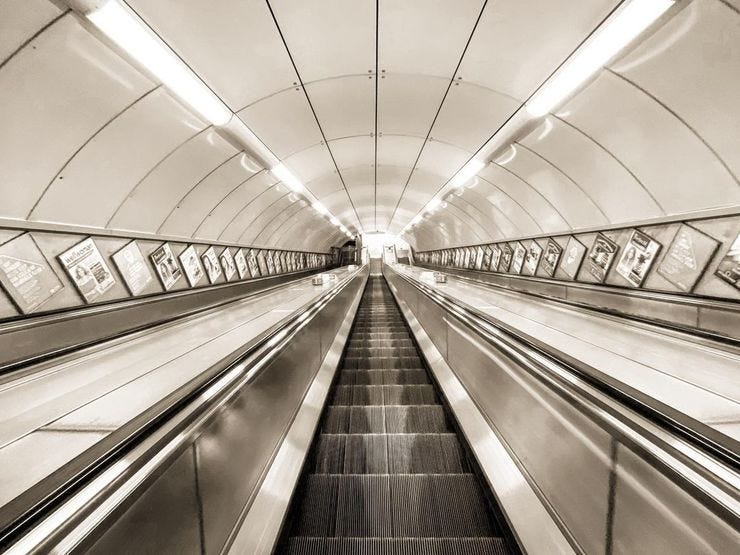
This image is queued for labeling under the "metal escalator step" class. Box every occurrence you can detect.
[292,475,496,538]
[323,407,388,433]
[347,339,414,349]
[343,357,423,370]
[388,434,470,474]
[284,537,509,555]
[338,370,429,386]
[353,332,411,340]
[345,347,419,358]
[390,474,497,538]
[311,433,467,475]
[385,406,450,433]
[330,386,437,406]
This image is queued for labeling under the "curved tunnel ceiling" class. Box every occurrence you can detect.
[1,0,738,253]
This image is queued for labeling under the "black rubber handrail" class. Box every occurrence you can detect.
[0,267,364,551]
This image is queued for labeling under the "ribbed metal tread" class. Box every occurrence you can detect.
[322,406,452,434]
[346,347,419,358]
[331,385,437,406]
[284,537,509,555]
[309,433,470,474]
[291,475,498,538]
[338,369,430,386]
[343,356,424,370]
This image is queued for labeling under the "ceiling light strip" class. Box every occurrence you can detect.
[400,0,674,236]
[75,0,355,238]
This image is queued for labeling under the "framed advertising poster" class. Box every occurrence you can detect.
[257,250,270,276]
[178,245,204,287]
[234,249,248,280]
[462,248,470,269]
[657,225,719,292]
[474,247,484,270]
[500,244,513,272]
[511,242,526,275]
[586,233,619,283]
[561,236,587,279]
[490,245,502,272]
[113,241,153,295]
[59,237,116,303]
[219,248,237,281]
[150,243,182,291]
[523,241,543,276]
[201,246,222,284]
[714,232,740,290]
[246,249,261,278]
[467,248,476,269]
[275,251,285,274]
[482,245,492,271]
[0,234,64,314]
[616,230,662,288]
[541,239,563,278]
[265,251,276,275]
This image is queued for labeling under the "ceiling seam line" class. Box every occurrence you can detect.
[157,151,243,234]
[457,188,517,237]
[264,0,366,234]
[263,202,307,245]
[236,191,293,243]
[0,9,70,72]
[399,0,630,235]
[374,0,379,231]
[216,180,279,240]
[193,170,268,237]
[28,85,162,219]
[255,201,304,244]
[476,175,544,233]
[386,0,490,230]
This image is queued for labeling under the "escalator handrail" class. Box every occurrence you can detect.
[1,266,366,553]
[388,267,740,521]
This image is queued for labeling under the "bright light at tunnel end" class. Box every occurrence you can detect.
[525,0,674,117]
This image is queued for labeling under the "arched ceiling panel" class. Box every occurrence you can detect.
[611,0,740,179]
[379,0,485,77]
[445,198,497,241]
[519,117,663,221]
[0,0,63,63]
[282,144,335,185]
[218,184,292,242]
[109,129,238,233]
[253,201,306,247]
[329,136,374,171]
[269,0,375,83]
[238,193,297,243]
[464,177,541,237]
[31,88,205,228]
[193,171,278,240]
[414,141,472,182]
[305,76,374,140]
[237,88,322,158]
[479,164,569,233]
[378,75,449,137]
[377,135,426,168]
[458,0,619,100]
[0,14,154,219]
[450,188,518,239]
[306,173,345,199]
[158,153,259,237]
[561,70,740,215]
[430,82,520,152]
[127,0,296,109]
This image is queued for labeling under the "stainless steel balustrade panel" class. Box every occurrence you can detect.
[73,270,367,554]
[384,265,739,554]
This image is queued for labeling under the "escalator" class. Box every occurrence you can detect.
[280,276,514,554]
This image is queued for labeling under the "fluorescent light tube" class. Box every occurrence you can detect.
[87,0,232,126]
[313,202,328,215]
[426,197,441,212]
[330,216,340,226]
[271,163,303,192]
[526,0,673,117]
[449,159,485,189]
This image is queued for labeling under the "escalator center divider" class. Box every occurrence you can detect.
[277,276,514,554]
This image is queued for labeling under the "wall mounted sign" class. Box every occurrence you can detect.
[179,245,205,287]
[201,246,222,284]
[500,243,513,273]
[59,237,116,303]
[234,249,248,280]
[587,233,619,283]
[0,233,64,314]
[220,248,237,281]
[523,241,543,276]
[482,245,493,270]
[561,236,587,279]
[541,238,563,278]
[265,251,276,275]
[112,241,153,295]
[490,245,502,272]
[475,246,485,270]
[616,230,662,287]
[150,243,182,291]
[257,250,270,276]
[714,232,740,290]
[511,242,526,275]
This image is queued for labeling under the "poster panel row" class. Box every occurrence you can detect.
[417,224,737,294]
[0,234,331,315]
